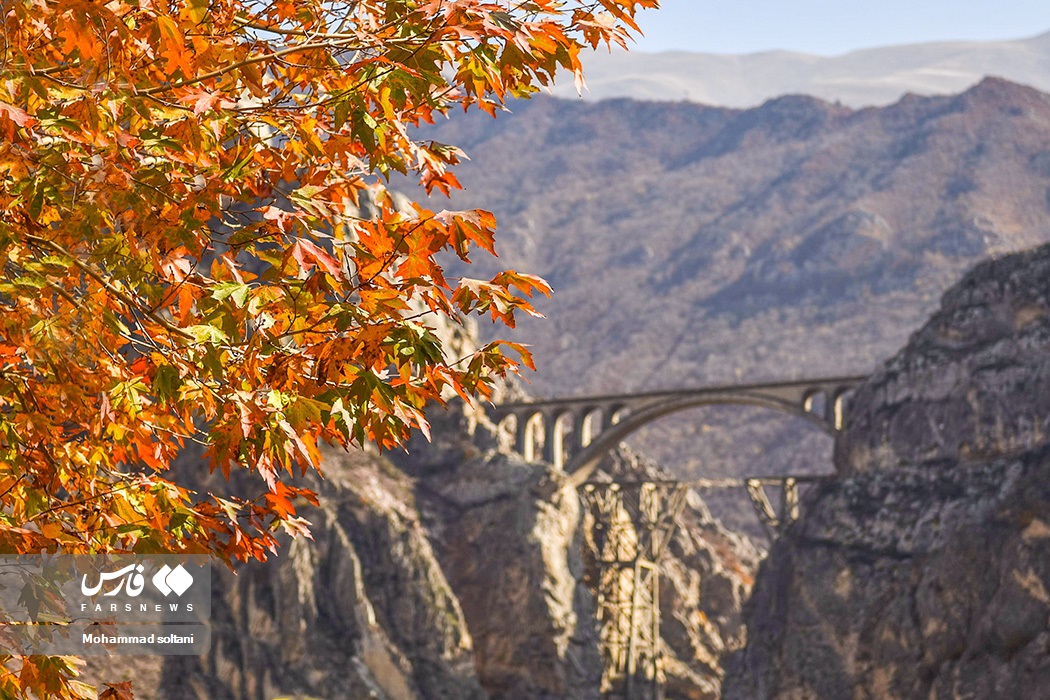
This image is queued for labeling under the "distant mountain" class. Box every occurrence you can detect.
[408,78,1050,531]
[546,32,1050,107]
[424,78,1050,391]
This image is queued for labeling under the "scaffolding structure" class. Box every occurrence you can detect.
[579,475,818,697]
[580,481,688,700]
[743,477,800,540]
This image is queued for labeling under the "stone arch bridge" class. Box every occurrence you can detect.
[488,375,868,697]
[488,375,867,489]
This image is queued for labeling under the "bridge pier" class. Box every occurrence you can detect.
[744,477,801,540]
[578,408,602,449]
[541,411,557,466]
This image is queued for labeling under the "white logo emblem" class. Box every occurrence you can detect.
[81,564,146,597]
[151,564,194,596]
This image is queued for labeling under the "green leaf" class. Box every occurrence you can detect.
[247,285,282,314]
[328,397,355,440]
[28,183,45,220]
[185,0,209,24]
[223,151,254,182]
[211,281,251,308]
[285,397,326,427]
[169,511,192,531]
[185,324,229,344]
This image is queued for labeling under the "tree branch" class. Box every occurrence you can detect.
[23,234,195,341]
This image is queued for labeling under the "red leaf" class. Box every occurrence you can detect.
[189,89,219,116]
[0,102,32,127]
[292,239,343,279]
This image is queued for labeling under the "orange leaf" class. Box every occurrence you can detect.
[100,680,135,700]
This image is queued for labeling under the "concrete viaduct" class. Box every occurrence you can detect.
[487,375,867,489]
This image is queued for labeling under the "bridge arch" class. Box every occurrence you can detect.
[802,388,828,419]
[550,410,575,468]
[564,392,835,489]
[518,411,546,463]
[579,407,604,448]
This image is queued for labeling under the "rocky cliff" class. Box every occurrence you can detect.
[84,447,487,700]
[83,384,759,700]
[724,243,1050,699]
[394,402,761,699]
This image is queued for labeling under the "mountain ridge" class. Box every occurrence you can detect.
[547,31,1050,107]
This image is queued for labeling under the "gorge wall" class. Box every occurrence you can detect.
[83,381,760,700]
[82,240,1050,698]
[724,243,1050,698]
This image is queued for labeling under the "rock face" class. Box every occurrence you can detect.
[86,448,487,700]
[397,406,761,700]
[724,244,1050,699]
[837,243,1050,472]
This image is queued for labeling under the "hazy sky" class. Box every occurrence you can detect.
[629,0,1050,55]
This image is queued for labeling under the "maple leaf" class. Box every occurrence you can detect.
[0,0,659,695]
[99,680,135,700]
[182,89,235,116]
[290,239,343,279]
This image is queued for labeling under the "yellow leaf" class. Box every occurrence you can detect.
[40,522,64,539]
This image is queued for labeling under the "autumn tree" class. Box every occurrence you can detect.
[0,0,657,694]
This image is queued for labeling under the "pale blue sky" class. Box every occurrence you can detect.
[630,0,1050,55]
